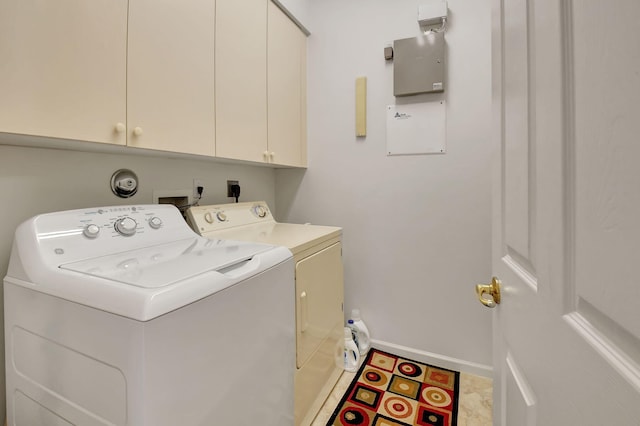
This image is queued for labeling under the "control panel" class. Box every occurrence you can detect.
[186,201,274,234]
[70,206,166,239]
[28,205,198,265]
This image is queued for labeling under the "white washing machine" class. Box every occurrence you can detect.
[4,204,295,426]
[186,202,344,426]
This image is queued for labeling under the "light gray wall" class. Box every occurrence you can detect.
[276,0,493,366]
[0,142,276,420]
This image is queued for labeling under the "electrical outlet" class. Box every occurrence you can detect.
[193,178,204,199]
[227,180,239,197]
[193,178,203,199]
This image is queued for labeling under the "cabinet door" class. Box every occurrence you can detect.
[0,0,127,145]
[215,0,268,163]
[295,242,344,369]
[267,2,307,167]
[127,0,215,156]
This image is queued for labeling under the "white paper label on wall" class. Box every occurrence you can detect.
[386,101,446,155]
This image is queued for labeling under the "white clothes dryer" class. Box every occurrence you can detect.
[4,204,295,426]
[186,202,344,426]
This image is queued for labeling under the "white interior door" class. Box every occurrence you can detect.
[490,0,640,424]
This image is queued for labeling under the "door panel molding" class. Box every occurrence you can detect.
[560,0,577,316]
[505,353,536,426]
[502,255,537,292]
[577,298,640,372]
[502,0,537,277]
[565,310,640,393]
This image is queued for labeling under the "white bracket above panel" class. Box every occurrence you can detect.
[418,0,448,28]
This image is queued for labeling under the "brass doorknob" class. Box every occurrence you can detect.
[476,277,501,308]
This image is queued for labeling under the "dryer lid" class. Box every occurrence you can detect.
[60,237,272,288]
[200,222,341,255]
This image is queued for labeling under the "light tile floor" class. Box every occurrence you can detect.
[311,369,493,426]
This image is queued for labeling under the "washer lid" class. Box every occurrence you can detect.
[60,237,271,288]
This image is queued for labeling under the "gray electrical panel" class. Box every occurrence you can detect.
[393,32,445,96]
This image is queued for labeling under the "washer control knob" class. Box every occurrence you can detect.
[148,216,163,229]
[254,205,267,218]
[83,224,100,239]
[115,217,137,236]
[216,212,227,222]
[204,212,214,223]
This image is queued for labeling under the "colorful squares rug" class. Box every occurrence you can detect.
[327,348,460,426]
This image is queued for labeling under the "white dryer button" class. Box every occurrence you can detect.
[254,205,267,218]
[216,212,227,222]
[83,224,100,239]
[148,217,163,229]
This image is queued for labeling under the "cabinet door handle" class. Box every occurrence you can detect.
[133,127,143,137]
[300,291,308,333]
[114,122,126,133]
[270,151,275,161]
[263,150,270,162]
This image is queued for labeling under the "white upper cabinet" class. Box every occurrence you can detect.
[0,0,128,145]
[127,0,215,156]
[0,0,304,167]
[216,0,307,167]
[268,1,307,167]
[0,0,215,155]
[215,0,268,163]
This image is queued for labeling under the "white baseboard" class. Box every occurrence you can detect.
[370,339,493,378]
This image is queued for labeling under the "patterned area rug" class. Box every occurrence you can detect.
[326,348,460,426]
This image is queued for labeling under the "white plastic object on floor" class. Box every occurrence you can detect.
[343,327,360,372]
[349,309,371,355]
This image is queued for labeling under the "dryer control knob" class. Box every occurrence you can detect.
[115,217,137,236]
[204,212,214,223]
[83,224,100,239]
[254,205,267,218]
[148,216,163,229]
[216,212,227,222]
